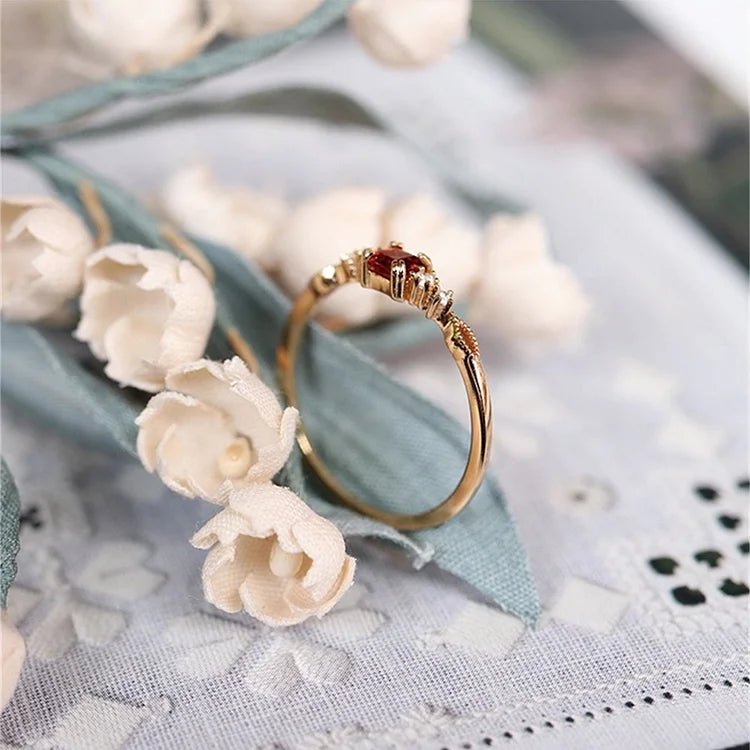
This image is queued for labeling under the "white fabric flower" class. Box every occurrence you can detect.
[66,0,227,75]
[160,164,287,267]
[137,357,298,502]
[348,0,470,67]
[191,483,355,626]
[1,195,94,322]
[275,187,388,326]
[383,193,480,300]
[222,0,324,36]
[75,244,215,392]
[472,213,590,341]
[274,187,480,326]
[1,611,25,710]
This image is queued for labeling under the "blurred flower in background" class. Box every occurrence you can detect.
[66,0,228,76]
[161,164,288,269]
[159,172,590,343]
[1,196,94,322]
[348,0,470,67]
[1,0,472,110]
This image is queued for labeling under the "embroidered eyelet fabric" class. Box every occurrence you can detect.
[2,31,747,750]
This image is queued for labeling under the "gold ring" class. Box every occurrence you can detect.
[277,242,493,531]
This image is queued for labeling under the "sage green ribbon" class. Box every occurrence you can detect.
[1,0,354,136]
[0,460,21,609]
[6,85,519,360]
[2,147,540,623]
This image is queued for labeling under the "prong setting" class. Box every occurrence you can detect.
[339,253,357,281]
[359,248,373,286]
[362,244,455,320]
[409,271,437,309]
[426,288,454,322]
[390,260,406,301]
[417,253,433,273]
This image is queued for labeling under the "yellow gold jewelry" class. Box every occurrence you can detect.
[277,242,493,531]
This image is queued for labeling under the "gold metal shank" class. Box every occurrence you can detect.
[277,248,493,531]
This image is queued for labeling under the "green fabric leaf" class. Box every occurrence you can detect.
[13,85,521,219]
[2,0,353,136]
[0,459,21,609]
[2,323,139,456]
[10,84,519,360]
[6,147,540,624]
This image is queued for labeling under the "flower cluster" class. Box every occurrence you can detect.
[162,170,590,341]
[1,195,355,632]
[4,0,470,106]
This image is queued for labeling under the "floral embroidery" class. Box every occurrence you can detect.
[33,694,173,749]
[10,542,163,662]
[163,583,385,695]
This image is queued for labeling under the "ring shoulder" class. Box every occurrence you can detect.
[443,314,482,362]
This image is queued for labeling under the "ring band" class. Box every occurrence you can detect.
[277,242,493,531]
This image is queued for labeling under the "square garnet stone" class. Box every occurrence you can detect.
[367,246,425,279]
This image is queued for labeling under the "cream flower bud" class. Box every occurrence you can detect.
[66,0,227,75]
[160,164,287,267]
[75,244,215,392]
[472,213,590,341]
[1,196,94,322]
[348,0,470,67]
[1,611,25,709]
[274,187,389,326]
[191,483,355,626]
[136,357,298,502]
[222,0,324,36]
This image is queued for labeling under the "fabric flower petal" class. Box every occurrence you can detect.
[348,0,470,67]
[222,0,324,37]
[472,212,590,341]
[1,195,93,321]
[76,244,215,392]
[137,358,298,502]
[160,163,287,266]
[191,484,355,626]
[0,611,25,710]
[67,0,227,75]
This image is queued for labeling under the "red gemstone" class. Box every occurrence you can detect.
[367,246,424,279]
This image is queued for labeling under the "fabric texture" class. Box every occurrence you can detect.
[0,460,21,609]
[75,243,216,392]
[192,483,356,626]
[136,357,298,501]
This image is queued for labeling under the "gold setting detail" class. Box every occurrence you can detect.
[277,244,492,531]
